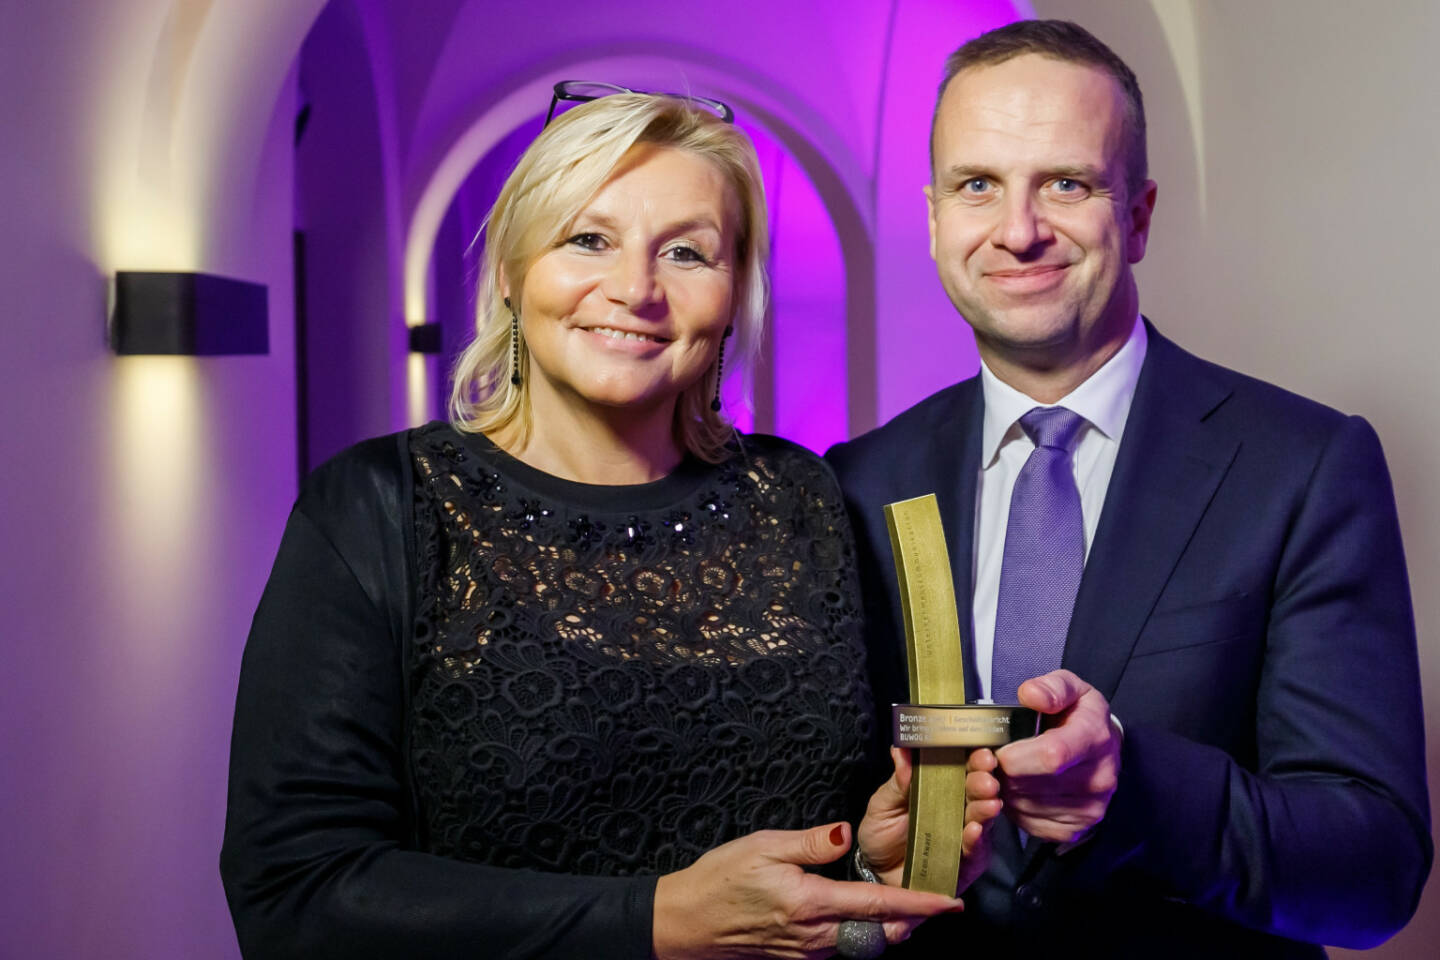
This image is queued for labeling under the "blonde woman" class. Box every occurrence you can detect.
[222,90,998,959]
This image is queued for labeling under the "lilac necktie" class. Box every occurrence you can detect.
[990,406,1088,705]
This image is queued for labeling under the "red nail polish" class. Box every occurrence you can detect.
[829,824,845,846]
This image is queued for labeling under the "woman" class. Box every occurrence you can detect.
[221,90,997,959]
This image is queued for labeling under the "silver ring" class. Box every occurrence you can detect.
[835,919,886,959]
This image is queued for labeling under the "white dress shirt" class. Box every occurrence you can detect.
[971,316,1148,701]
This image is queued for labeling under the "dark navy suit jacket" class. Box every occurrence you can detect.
[826,324,1431,956]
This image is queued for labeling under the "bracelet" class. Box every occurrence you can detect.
[852,844,881,884]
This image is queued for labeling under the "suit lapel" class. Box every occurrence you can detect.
[1014,326,1239,875]
[1061,325,1240,701]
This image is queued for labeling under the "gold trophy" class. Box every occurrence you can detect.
[884,494,1038,895]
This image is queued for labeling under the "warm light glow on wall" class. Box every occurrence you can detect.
[407,351,431,427]
[90,4,204,273]
[95,189,201,275]
[111,358,203,532]
[107,357,207,663]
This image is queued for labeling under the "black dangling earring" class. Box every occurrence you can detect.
[505,297,521,386]
[710,325,733,412]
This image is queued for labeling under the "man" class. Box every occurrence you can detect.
[829,20,1430,956]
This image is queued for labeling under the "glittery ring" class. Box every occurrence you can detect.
[835,919,886,960]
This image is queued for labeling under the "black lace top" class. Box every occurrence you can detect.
[221,424,881,958]
[408,423,873,877]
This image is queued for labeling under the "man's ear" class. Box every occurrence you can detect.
[924,183,938,261]
[1126,180,1158,264]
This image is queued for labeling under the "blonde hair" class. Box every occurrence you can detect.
[449,93,770,463]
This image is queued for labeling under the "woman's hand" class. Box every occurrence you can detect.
[651,821,964,959]
[856,747,1004,891]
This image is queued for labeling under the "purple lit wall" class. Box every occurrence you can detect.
[296,0,395,471]
[7,2,1439,959]
[746,121,847,448]
[370,0,1024,446]
[341,0,1022,458]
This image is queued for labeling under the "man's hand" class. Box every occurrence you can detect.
[989,669,1121,844]
[858,747,1004,890]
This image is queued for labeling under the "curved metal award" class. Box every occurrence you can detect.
[884,495,1037,895]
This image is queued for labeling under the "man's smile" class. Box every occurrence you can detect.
[984,263,1070,293]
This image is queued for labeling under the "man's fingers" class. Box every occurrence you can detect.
[1003,781,1113,841]
[1001,777,1112,805]
[1008,812,1104,844]
[996,694,1115,777]
[987,673,1121,846]
[997,727,1088,776]
[1003,792,1110,819]
[1016,668,1091,714]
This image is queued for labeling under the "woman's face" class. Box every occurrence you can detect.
[516,144,739,420]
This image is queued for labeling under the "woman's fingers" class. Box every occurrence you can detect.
[859,752,914,884]
[968,747,998,774]
[965,758,1003,834]
[964,795,1003,826]
[764,821,852,867]
[888,745,914,795]
[653,821,969,960]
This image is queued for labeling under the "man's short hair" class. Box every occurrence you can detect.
[931,19,1148,195]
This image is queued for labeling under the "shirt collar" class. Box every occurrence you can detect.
[979,314,1148,468]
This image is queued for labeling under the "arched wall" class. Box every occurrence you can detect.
[295,0,394,471]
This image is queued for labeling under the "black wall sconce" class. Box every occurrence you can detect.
[111,271,269,355]
[408,322,443,354]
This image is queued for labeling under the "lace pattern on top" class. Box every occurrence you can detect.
[407,423,872,876]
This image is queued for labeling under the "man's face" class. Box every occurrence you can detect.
[927,54,1156,375]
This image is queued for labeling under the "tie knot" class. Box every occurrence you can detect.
[1019,406,1087,452]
